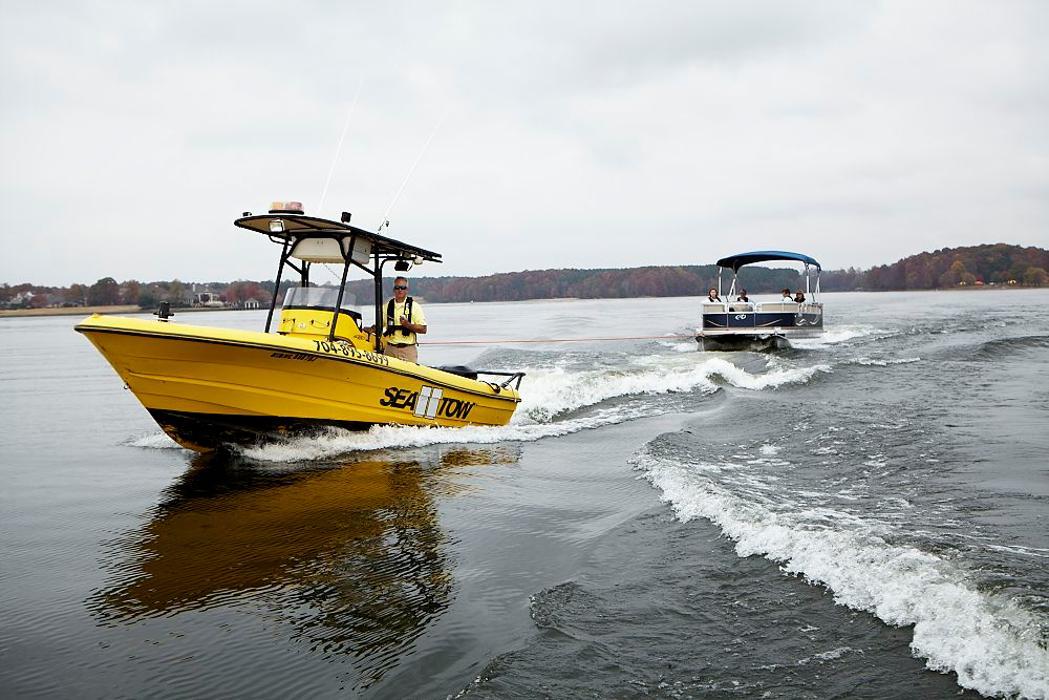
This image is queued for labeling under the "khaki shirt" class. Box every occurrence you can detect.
[386,298,427,346]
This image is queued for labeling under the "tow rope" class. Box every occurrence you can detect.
[419,334,696,346]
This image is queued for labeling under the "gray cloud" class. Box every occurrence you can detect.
[2,1,1047,285]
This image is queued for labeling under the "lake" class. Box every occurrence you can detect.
[2,291,1047,698]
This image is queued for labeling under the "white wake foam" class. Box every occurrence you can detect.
[126,432,183,450]
[791,326,880,349]
[517,357,829,422]
[636,451,1049,699]
[849,357,922,367]
[796,647,863,665]
[236,404,658,462]
[655,338,700,353]
[701,357,831,390]
[517,363,717,422]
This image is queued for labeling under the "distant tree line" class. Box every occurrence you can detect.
[859,243,1048,290]
[340,264,805,305]
[0,278,275,310]
[2,243,1046,310]
[322,243,1049,303]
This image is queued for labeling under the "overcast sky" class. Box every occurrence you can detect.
[2,1,1047,286]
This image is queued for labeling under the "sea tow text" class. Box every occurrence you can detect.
[379,386,476,420]
[312,340,390,366]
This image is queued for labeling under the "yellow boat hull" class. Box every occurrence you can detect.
[75,314,521,452]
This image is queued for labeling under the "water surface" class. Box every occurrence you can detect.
[2,291,1047,697]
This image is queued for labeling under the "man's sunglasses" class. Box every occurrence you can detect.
[393,285,408,290]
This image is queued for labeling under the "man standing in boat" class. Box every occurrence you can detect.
[377,276,427,363]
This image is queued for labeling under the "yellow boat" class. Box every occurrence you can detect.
[75,203,523,451]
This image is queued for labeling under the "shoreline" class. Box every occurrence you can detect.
[0,285,1040,318]
[0,305,246,319]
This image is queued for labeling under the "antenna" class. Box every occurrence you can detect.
[378,111,448,231]
[317,77,364,216]
[316,78,363,283]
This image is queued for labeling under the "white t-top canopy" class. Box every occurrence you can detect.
[234,213,442,266]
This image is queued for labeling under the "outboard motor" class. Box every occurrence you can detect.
[155,300,174,322]
[437,365,479,380]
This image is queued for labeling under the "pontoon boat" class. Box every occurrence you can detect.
[696,251,824,350]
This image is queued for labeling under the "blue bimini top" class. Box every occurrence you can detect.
[715,251,821,272]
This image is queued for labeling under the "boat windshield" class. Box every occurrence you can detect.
[282,285,357,311]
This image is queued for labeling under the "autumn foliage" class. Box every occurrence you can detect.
[2,244,1047,310]
[859,244,1049,291]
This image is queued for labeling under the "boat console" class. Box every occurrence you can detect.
[277,285,365,342]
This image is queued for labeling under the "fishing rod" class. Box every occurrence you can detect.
[316,80,364,283]
[376,111,447,233]
[313,105,444,284]
[317,77,364,216]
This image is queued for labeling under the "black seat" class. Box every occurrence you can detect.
[435,365,479,380]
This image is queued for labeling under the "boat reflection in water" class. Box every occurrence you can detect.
[90,445,519,690]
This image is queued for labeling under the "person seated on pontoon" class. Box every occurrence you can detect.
[707,288,722,302]
[781,288,793,302]
[736,289,751,303]
[794,290,806,303]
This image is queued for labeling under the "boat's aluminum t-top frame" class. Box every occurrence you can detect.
[234,208,524,389]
